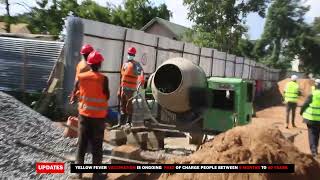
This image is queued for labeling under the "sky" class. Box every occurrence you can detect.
[1,0,320,40]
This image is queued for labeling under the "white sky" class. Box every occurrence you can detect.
[1,0,319,40]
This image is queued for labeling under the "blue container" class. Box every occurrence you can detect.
[107,109,119,121]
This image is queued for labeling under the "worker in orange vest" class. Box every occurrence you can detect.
[70,44,94,102]
[117,47,144,127]
[71,50,109,179]
[66,44,94,139]
[76,44,94,80]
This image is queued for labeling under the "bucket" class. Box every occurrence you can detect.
[63,116,78,138]
[106,109,119,126]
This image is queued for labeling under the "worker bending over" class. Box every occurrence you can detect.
[71,50,109,179]
[118,47,144,127]
[301,82,320,157]
[283,75,301,129]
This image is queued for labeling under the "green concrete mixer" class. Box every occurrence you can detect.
[142,57,254,143]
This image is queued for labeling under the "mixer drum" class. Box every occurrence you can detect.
[151,57,207,113]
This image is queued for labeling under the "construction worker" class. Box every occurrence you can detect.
[117,47,144,127]
[71,50,109,179]
[283,75,301,129]
[69,44,94,102]
[311,79,320,93]
[76,44,93,80]
[301,82,320,157]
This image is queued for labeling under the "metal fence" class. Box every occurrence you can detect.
[0,37,64,92]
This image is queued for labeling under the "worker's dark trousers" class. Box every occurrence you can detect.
[120,90,134,124]
[76,115,105,165]
[286,102,297,125]
[307,124,320,156]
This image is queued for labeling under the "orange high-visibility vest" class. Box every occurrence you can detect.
[75,60,90,81]
[75,60,90,97]
[78,71,108,118]
[121,61,138,89]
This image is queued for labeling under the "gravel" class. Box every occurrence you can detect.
[0,91,78,179]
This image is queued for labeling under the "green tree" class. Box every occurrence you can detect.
[111,0,172,29]
[236,38,256,59]
[0,0,31,32]
[27,0,78,35]
[76,0,112,23]
[183,0,270,53]
[253,0,309,68]
[290,17,320,75]
[0,0,11,32]
[18,0,171,35]
[312,17,320,42]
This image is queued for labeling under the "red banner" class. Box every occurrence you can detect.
[36,162,65,174]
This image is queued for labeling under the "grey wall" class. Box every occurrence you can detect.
[78,18,281,107]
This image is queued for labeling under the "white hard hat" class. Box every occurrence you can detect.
[291,75,298,81]
[315,79,320,84]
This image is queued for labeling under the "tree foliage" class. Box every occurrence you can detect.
[293,18,320,75]
[183,0,270,54]
[1,0,171,35]
[111,0,171,29]
[253,0,309,69]
[0,0,12,32]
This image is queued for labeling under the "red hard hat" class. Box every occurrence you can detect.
[87,51,104,65]
[80,44,94,55]
[128,47,136,55]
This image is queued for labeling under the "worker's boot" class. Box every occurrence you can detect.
[126,115,132,127]
[112,113,125,129]
[292,123,297,128]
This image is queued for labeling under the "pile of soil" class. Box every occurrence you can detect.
[160,124,320,180]
[278,78,314,105]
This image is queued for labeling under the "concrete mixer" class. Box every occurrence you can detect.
[141,57,254,143]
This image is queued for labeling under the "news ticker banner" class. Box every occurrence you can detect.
[71,164,294,173]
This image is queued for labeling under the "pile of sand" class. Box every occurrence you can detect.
[160,124,320,180]
[278,78,314,105]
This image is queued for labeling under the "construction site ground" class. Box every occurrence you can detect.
[1,78,320,179]
[102,105,318,180]
[253,105,316,155]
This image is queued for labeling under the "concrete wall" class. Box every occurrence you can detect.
[74,18,281,107]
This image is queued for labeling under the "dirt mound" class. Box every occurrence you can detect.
[160,124,320,180]
[278,78,314,105]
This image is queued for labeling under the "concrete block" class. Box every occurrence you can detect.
[112,144,142,161]
[83,36,122,71]
[82,19,125,40]
[226,54,236,77]
[108,129,127,146]
[126,132,148,150]
[212,50,227,77]
[147,131,165,150]
[126,29,157,47]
